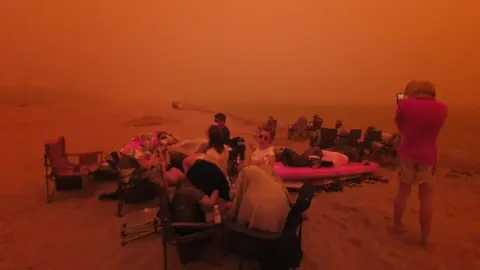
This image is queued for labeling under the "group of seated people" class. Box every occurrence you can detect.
[285,114,400,163]
[166,114,381,232]
[103,112,294,235]
[286,114,325,139]
[171,114,294,233]
[105,111,400,235]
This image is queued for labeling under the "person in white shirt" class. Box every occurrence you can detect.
[250,128,276,167]
[183,125,230,176]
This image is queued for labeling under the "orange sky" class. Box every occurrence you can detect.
[1,0,479,105]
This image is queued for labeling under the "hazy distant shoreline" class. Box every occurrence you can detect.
[1,87,478,172]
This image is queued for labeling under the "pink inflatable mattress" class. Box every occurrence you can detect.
[274,161,379,181]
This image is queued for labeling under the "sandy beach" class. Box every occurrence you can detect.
[1,91,479,270]
[2,1,480,269]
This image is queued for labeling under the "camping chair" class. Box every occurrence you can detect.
[319,128,337,149]
[364,129,382,148]
[374,133,399,167]
[158,180,223,269]
[120,157,222,249]
[347,129,362,148]
[287,117,308,140]
[359,129,382,160]
[121,173,221,268]
[44,136,103,202]
[105,151,157,217]
[225,182,315,270]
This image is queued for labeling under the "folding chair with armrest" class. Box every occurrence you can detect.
[359,128,382,160]
[105,151,158,217]
[157,176,222,269]
[347,129,362,148]
[320,128,337,149]
[44,136,103,202]
[119,160,221,267]
[225,182,315,270]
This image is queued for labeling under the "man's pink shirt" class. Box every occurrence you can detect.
[395,98,448,165]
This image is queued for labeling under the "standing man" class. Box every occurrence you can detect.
[393,80,447,247]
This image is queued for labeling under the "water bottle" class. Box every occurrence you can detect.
[213,205,222,224]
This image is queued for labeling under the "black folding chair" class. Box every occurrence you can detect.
[347,129,362,148]
[320,128,337,149]
[359,128,382,160]
[225,182,315,270]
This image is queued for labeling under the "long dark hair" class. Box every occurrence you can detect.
[207,125,225,154]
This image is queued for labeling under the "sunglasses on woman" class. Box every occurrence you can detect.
[259,135,270,141]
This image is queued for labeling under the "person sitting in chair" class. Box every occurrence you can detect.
[309,128,322,148]
[288,116,308,139]
[329,126,361,162]
[307,114,323,131]
[171,177,220,223]
[173,143,232,225]
[367,131,400,161]
[371,132,401,158]
[196,113,231,154]
[99,131,172,201]
[386,133,401,157]
[182,125,232,200]
[184,125,231,177]
[358,126,378,160]
[160,150,189,186]
[170,165,232,237]
[229,164,292,233]
[307,115,323,147]
[308,117,322,146]
[251,127,276,168]
[370,133,390,152]
[128,131,184,186]
[169,127,233,227]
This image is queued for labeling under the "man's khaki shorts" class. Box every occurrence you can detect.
[398,158,436,185]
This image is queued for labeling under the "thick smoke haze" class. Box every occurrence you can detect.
[1,0,479,106]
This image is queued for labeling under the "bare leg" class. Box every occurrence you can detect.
[393,181,412,232]
[418,182,433,247]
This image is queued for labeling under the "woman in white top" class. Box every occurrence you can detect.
[183,125,230,176]
[250,128,276,167]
